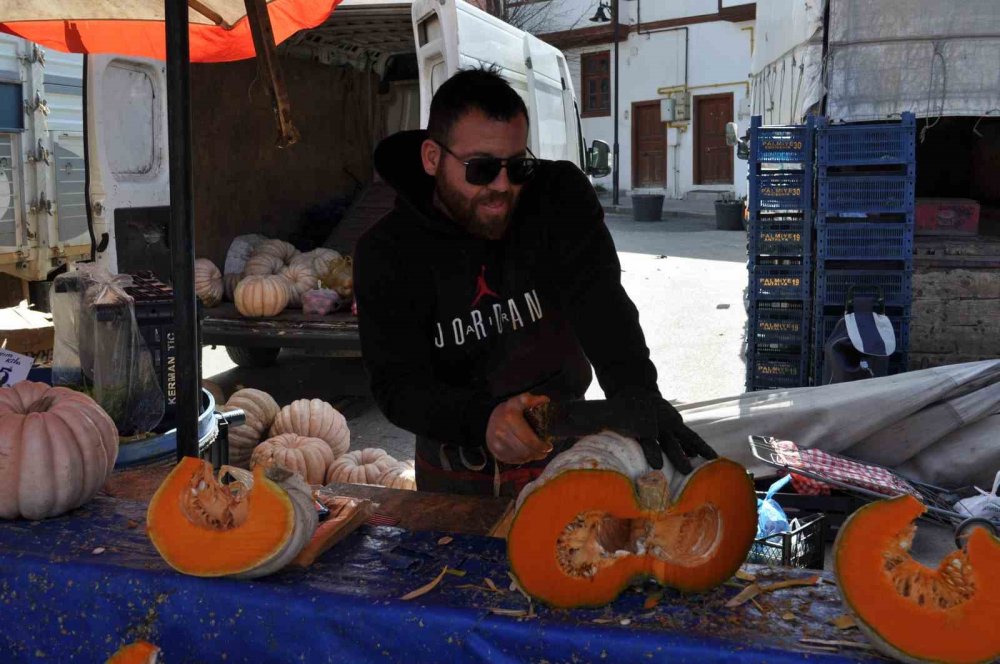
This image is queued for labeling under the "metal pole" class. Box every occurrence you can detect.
[612,0,620,206]
[165,0,201,460]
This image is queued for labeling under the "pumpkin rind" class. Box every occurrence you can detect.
[251,433,334,485]
[326,448,397,485]
[0,382,119,520]
[834,494,1000,664]
[222,388,279,468]
[507,432,757,608]
[270,398,350,458]
[234,275,290,317]
[146,457,317,579]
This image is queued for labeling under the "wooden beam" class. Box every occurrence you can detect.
[243,0,300,147]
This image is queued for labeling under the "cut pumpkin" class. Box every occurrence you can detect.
[106,640,160,664]
[834,494,1000,664]
[507,432,757,608]
[146,457,316,578]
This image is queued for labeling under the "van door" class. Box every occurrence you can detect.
[85,54,171,278]
[411,0,582,167]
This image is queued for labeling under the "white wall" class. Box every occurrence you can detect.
[568,18,754,198]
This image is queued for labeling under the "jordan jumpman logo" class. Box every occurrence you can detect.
[471,265,500,307]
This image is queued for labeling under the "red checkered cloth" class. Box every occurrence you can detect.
[365,512,401,527]
[771,439,921,497]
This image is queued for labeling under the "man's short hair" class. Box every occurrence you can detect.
[427,65,529,145]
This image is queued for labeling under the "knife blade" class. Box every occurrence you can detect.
[524,399,658,441]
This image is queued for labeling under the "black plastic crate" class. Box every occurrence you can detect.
[749,302,810,351]
[747,512,826,569]
[750,116,815,163]
[748,263,811,301]
[746,349,810,391]
[815,268,912,309]
[749,215,811,259]
[816,220,914,261]
[750,169,811,211]
[818,175,915,215]
[751,486,865,544]
[817,113,916,167]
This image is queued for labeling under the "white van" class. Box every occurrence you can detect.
[65,0,609,367]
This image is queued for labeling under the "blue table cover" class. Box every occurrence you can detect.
[0,497,882,663]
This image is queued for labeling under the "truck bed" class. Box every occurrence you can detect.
[200,303,360,354]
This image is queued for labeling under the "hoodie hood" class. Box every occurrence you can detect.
[374,130,437,208]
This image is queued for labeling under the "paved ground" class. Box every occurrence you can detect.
[202,211,749,461]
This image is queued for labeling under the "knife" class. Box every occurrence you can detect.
[524,399,658,442]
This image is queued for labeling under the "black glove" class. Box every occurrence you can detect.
[639,399,717,474]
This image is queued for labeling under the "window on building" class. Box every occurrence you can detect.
[581,51,610,118]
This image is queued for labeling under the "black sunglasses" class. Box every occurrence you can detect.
[437,142,539,186]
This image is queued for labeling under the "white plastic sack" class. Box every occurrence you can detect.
[954,471,1000,520]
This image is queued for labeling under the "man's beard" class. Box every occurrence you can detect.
[434,175,515,241]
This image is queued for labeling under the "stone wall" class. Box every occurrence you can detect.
[910,236,1000,368]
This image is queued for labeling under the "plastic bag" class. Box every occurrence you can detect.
[954,471,1000,519]
[322,255,354,299]
[52,265,164,436]
[756,475,792,540]
[302,288,342,315]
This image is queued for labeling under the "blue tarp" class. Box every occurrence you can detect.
[0,497,879,663]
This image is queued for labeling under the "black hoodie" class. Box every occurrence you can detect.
[354,130,661,449]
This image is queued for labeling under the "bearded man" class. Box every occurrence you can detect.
[354,67,715,496]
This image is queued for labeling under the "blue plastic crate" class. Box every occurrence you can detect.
[747,349,810,391]
[816,221,914,261]
[750,116,814,163]
[751,169,811,211]
[814,313,910,356]
[817,113,916,167]
[815,268,913,309]
[749,216,812,259]
[818,175,914,215]
[749,263,811,301]
[749,303,810,351]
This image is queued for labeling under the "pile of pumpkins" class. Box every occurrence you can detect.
[221,388,415,491]
[193,238,354,318]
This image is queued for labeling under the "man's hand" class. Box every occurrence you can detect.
[487,393,552,465]
[639,400,718,474]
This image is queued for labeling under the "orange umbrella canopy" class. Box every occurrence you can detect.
[0,0,341,62]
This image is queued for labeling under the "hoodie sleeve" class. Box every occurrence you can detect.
[354,230,501,448]
[544,163,662,401]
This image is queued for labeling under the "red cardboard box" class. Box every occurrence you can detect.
[915,198,980,236]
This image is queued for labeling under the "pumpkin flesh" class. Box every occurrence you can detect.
[147,457,306,577]
[509,458,753,608]
[834,494,1000,664]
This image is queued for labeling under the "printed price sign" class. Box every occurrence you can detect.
[0,348,33,387]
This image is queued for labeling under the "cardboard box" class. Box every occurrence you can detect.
[916,198,980,236]
[0,303,54,364]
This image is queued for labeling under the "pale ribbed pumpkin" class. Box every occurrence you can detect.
[253,239,299,264]
[251,433,333,485]
[270,398,350,458]
[294,248,342,278]
[243,253,284,277]
[222,388,280,468]
[279,262,318,309]
[194,258,223,308]
[326,448,397,485]
[0,382,119,520]
[376,459,416,491]
[146,457,317,579]
[223,273,241,302]
[507,432,757,609]
[234,275,289,317]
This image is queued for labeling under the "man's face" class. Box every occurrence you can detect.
[421,109,529,241]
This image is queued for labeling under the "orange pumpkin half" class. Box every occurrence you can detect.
[834,494,1000,664]
[507,432,757,608]
[146,457,317,579]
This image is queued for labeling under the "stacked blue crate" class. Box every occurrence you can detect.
[812,113,916,382]
[746,116,815,391]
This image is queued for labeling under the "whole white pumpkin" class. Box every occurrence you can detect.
[223,273,241,302]
[253,239,299,264]
[279,263,318,308]
[223,388,280,468]
[0,382,119,520]
[234,275,290,317]
[194,258,224,308]
[376,460,416,491]
[251,433,333,485]
[326,448,397,485]
[243,253,284,277]
[270,398,350,458]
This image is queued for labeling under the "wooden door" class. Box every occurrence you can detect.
[694,93,734,185]
[632,101,666,189]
